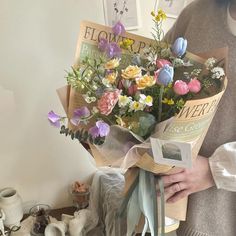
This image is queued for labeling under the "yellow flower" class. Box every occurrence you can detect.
[152,9,167,22]
[144,95,153,106]
[105,71,118,84]
[119,39,134,50]
[151,11,155,17]
[162,98,175,105]
[104,58,120,70]
[136,74,156,89]
[139,94,153,106]
[122,65,142,80]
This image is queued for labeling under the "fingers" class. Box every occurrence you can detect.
[164,182,186,195]
[166,190,189,203]
[162,171,186,186]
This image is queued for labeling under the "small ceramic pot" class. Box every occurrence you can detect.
[45,222,67,236]
[0,188,23,228]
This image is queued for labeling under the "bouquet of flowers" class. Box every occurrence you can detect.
[48,9,227,236]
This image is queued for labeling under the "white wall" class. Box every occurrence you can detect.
[0,0,176,210]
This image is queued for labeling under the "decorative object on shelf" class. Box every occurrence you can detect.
[0,188,23,228]
[45,221,67,236]
[69,181,90,210]
[0,210,6,236]
[29,204,51,236]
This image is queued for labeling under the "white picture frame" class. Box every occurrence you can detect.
[150,138,192,168]
[156,0,191,19]
[102,0,141,30]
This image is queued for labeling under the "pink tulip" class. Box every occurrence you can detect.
[188,78,201,93]
[156,59,171,69]
[173,80,189,95]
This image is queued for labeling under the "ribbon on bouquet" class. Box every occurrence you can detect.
[118,169,165,236]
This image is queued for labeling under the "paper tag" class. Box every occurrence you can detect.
[150,138,192,168]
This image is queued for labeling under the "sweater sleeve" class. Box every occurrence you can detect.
[164,1,196,44]
[209,142,236,191]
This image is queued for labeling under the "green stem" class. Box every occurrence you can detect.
[158,85,164,122]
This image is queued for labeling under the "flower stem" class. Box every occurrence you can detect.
[158,85,164,122]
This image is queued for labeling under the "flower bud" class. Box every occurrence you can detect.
[156,65,174,86]
[188,78,201,93]
[172,37,187,57]
[173,80,189,95]
[112,21,125,36]
[156,59,171,69]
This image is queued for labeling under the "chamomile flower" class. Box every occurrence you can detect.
[129,101,144,111]
[139,94,153,107]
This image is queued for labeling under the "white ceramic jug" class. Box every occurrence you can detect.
[0,188,23,228]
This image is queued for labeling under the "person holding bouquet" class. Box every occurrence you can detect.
[162,0,236,235]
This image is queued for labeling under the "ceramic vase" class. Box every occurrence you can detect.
[0,188,23,227]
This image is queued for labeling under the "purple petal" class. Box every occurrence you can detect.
[70,117,80,126]
[112,21,125,36]
[106,42,121,58]
[89,126,100,138]
[73,107,90,118]
[98,38,108,51]
[48,111,61,127]
[96,121,110,137]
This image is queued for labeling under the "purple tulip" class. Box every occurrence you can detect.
[48,111,61,128]
[172,37,187,57]
[89,120,110,138]
[156,64,174,86]
[71,106,90,126]
[98,38,108,52]
[112,21,125,36]
[106,42,121,58]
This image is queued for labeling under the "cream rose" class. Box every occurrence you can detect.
[104,58,120,70]
[105,71,118,84]
[136,74,155,89]
[121,65,142,80]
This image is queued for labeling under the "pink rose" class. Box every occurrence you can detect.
[188,78,201,93]
[97,90,120,115]
[173,80,189,95]
[156,59,171,69]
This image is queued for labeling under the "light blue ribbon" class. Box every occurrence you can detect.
[118,169,165,236]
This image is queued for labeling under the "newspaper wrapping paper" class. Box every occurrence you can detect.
[56,21,228,234]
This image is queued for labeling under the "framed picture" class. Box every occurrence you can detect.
[102,0,141,30]
[157,0,191,19]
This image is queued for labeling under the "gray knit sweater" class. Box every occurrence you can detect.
[165,0,236,235]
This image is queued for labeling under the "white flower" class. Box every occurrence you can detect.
[211,67,225,79]
[173,58,184,68]
[139,94,153,107]
[129,101,144,111]
[205,57,217,70]
[118,95,132,107]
